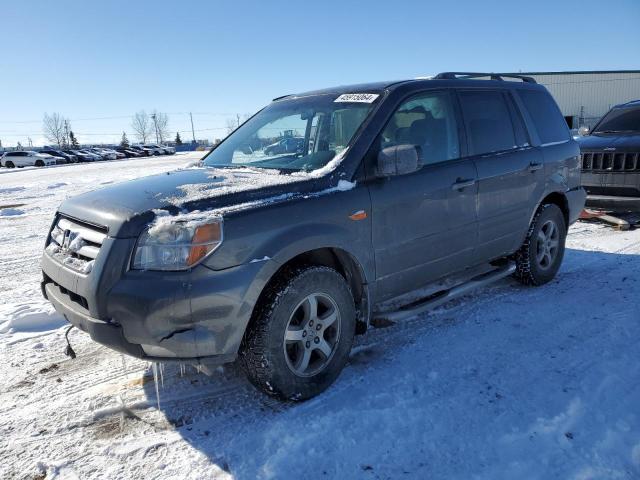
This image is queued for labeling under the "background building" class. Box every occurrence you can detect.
[516,70,640,129]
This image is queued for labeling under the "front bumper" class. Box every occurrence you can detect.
[41,240,273,362]
[585,194,640,211]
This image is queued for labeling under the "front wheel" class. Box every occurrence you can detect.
[514,203,567,286]
[240,266,356,400]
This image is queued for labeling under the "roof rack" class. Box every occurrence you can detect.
[433,72,536,84]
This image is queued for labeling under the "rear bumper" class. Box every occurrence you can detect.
[585,194,640,211]
[566,187,587,224]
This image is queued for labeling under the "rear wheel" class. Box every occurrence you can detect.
[240,266,356,400]
[514,203,567,286]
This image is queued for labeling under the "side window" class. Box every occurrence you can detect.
[381,91,460,165]
[505,93,530,148]
[458,90,517,155]
[518,90,570,144]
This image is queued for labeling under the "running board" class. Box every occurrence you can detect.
[377,262,516,322]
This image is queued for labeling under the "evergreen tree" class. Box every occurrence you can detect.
[120,131,130,148]
[69,131,79,148]
[175,132,183,145]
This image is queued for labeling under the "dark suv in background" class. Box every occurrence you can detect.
[41,73,585,400]
[578,100,640,210]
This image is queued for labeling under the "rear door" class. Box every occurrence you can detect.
[15,152,30,167]
[457,89,544,261]
[368,90,478,301]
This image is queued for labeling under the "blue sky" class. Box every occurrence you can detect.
[0,0,638,147]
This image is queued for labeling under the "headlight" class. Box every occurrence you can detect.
[132,218,223,271]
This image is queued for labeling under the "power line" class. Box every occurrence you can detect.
[0,111,245,124]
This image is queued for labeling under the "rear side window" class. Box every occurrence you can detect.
[505,94,530,147]
[458,91,517,155]
[518,90,569,144]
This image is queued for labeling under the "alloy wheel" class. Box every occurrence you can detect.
[536,219,560,269]
[283,293,341,377]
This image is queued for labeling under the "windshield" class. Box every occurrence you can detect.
[593,106,640,133]
[203,93,379,172]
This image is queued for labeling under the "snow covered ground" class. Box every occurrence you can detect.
[1,154,639,479]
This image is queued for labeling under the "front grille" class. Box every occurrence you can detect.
[46,216,107,274]
[581,151,639,172]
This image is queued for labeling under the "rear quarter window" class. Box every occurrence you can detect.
[518,90,570,145]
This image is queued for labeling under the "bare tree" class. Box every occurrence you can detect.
[225,118,238,136]
[131,111,152,143]
[43,113,68,147]
[150,111,170,144]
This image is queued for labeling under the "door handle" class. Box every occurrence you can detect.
[529,162,543,172]
[451,178,476,190]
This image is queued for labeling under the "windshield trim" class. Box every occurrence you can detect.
[201,91,385,174]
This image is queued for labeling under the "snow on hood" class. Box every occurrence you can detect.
[163,166,298,206]
[166,150,349,206]
[151,177,355,230]
[57,153,353,237]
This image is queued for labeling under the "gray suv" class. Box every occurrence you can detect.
[41,73,586,400]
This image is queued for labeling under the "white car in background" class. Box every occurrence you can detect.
[142,144,167,155]
[161,144,176,154]
[78,149,103,161]
[88,148,117,160]
[107,148,127,159]
[1,151,57,168]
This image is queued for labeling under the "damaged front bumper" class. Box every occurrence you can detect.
[41,241,273,362]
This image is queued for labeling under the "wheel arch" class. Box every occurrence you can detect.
[250,247,371,337]
[534,191,569,227]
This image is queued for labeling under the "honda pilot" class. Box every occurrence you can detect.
[41,73,586,400]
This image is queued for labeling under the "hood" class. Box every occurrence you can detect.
[58,167,322,237]
[577,132,640,151]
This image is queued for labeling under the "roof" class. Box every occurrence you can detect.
[617,99,640,108]
[278,80,407,100]
[279,74,543,101]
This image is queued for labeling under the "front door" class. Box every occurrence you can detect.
[368,90,478,301]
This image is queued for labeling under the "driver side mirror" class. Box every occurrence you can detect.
[376,145,422,177]
[578,126,590,136]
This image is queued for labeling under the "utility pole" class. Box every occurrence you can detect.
[236,113,240,128]
[190,112,196,143]
[151,113,159,144]
[64,120,70,147]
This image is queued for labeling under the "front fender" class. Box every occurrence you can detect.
[203,186,374,281]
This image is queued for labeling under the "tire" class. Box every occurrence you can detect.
[514,204,567,286]
[35,160,44,167]
[5,161,14,168]
[239,266,356,401]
